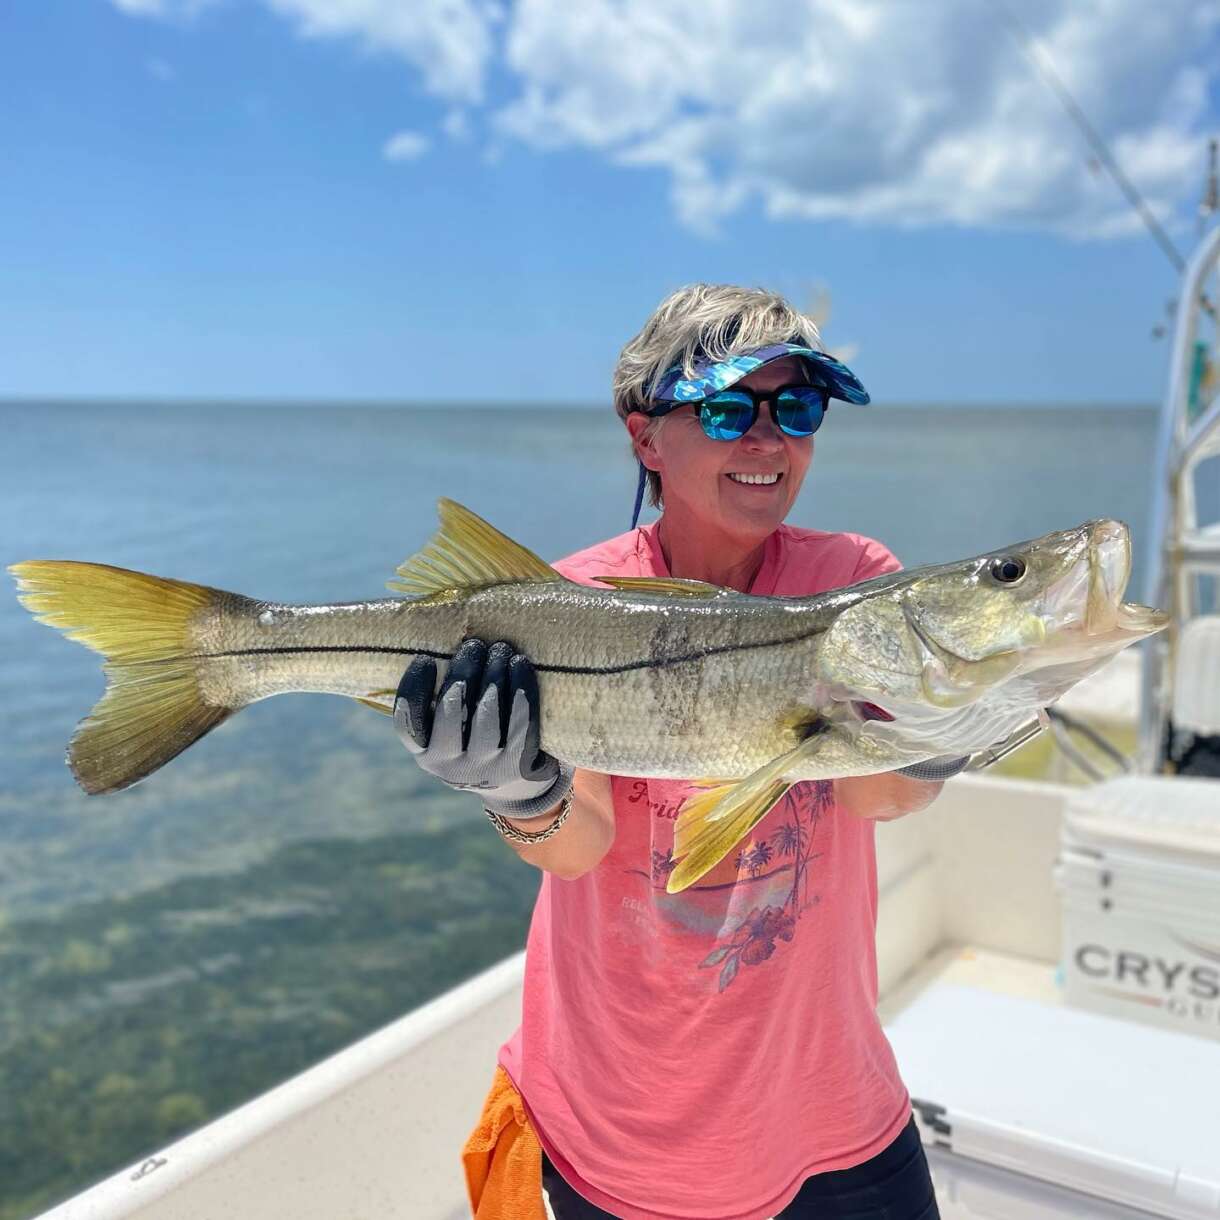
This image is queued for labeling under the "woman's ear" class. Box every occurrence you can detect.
[626,412,663,472]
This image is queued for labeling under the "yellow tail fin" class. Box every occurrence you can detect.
[10,560,235,794]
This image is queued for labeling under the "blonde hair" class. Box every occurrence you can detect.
[613,284,824,509]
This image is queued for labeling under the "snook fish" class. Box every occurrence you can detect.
[10,499,1167,892]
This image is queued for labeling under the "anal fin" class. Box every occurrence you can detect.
[668,770,793,894]
[666,731,840,893]
[666,717,958,890]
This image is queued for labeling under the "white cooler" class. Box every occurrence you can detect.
[1056,776,1220,1041]
[885,983,1220,1219]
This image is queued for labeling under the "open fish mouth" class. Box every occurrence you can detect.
[1086,519,1130,634]
[1011,520,1166,666]
[1078,520,1168,639]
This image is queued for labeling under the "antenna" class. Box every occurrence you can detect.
[1200,137,1218,233]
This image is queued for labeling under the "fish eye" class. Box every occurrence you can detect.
[989,556,1027,585]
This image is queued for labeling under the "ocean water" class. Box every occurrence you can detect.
[1,400,1160,919]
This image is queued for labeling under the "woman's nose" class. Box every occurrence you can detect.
[741,406,784,450]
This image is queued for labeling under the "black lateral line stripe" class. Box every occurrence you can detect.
[159,626,824,676]
[540,628,821,673]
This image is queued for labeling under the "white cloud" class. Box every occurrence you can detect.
[105,0,1220,238]
[382,130,430,162]
[262,0,500,103]
[492,0,1220,238]
[110,0,217,16]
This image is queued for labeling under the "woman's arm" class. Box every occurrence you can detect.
[503,768,616,880]
[834,772,945,822]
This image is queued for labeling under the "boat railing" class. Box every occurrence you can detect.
[1140,222,1220,771]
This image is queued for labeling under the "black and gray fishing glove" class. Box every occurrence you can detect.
[894,755,971,782]
[393,638,574,820]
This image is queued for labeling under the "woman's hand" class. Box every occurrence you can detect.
[894,755,970,782]
[834,771,947,822]
[393,638,574,820]
[393,639,616,878]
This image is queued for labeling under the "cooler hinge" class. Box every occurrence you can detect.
[911,1097,953,1150]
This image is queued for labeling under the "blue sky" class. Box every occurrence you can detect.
[2,0,1218,404]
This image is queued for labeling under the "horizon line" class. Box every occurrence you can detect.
[0,395,1159,411]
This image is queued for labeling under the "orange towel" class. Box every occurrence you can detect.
[461,1065,547,1220]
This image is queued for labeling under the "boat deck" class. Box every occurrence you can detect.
[878,940,1062,1023]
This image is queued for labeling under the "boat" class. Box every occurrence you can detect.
[30,178,1220,1220]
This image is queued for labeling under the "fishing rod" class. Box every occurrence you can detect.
[988,0,1215,322]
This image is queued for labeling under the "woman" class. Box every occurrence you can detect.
[395,285,954,1219]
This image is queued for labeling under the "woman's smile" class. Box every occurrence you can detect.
[726,471,783,487]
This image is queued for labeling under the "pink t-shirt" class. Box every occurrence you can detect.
[498,521,911,1220]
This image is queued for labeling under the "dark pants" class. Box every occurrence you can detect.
[541,1116,940,1220]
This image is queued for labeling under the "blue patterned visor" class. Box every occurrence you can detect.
[648,342,869,406]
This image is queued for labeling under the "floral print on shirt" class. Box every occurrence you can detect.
[623,778,833,993]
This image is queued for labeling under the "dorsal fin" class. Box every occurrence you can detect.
[593,575,725,598]
[388,498,561,597]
